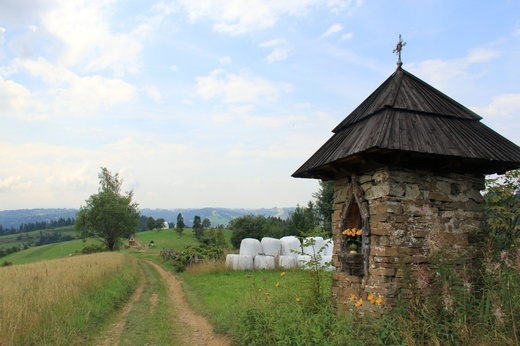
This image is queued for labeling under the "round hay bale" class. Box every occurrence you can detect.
[254,254,276,270]
[239,238,262,257]
[302,237,324,256]
[226,254,239,270]
[278,255,298,269]
[261,237,281,256]
[280,236,301,258]
[323,239,334,256]
[237,255,254,270]
[297,254,312,268]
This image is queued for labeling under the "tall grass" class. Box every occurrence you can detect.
[179,244,520,345]
[0,252,139,346]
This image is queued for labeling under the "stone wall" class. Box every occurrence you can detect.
[331,167,485,309]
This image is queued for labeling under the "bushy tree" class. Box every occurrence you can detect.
[75,167,140,251]
[484,169,520,249]
[193,215,204,241]
[313,180,334,234]
[176,213,185,236]
[229,215,270,248]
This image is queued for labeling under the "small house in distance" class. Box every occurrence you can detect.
[292,45,520,309]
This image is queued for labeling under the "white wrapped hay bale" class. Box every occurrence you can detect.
[280,236,301,258]
[278,255,298,269]
[302,237,324,256]
[226,254,239,270]
[239,238,262,257]
[237,255,254,270]
[297,254,312,268]
[323,239,333,256]
[254,254,276,270]
[261,237,281,256]
[320,255,334,271]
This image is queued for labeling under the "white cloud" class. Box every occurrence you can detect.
[340,32,353,41]
[260,38,289,62]
[196,69,291,103]
[408,47,502,90]
[473,93,520,120]
[177,0,353,35]
[170,64,178,71]
[2,58,137,118]
[321,23,342,38]
[219,56,232,64]
[0,27,6,43]
[260,38,286,48]
[0,76,33,117]
[144,85,162,103]
[266,47,289,62]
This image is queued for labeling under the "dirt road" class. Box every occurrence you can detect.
[94,260,231,346]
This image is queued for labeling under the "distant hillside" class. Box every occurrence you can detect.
[0,207,295,229]
[0,209,78,229]
[141,207,295,227]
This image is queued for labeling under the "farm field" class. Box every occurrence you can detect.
[1,226,517,345]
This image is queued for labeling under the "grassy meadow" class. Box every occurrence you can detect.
[1,225,518,345]
[0,252,139,346]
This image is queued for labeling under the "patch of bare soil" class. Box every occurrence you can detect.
[146,261,231,346]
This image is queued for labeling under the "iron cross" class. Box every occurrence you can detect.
[393,34,406,66]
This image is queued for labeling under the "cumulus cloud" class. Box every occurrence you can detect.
[177,0,354,35]
[321,23,343,38]
[144,85,162,103]
[260,38,289,62]
[408,47,502,90]
[1,58,137,118]
[196,69,291,103]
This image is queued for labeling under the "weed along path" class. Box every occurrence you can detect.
[92,259,231,346]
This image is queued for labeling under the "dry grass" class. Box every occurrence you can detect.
[185,259,228,275]
[0,253,138,345]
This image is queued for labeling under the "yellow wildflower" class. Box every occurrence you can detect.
[349,294,357,301]
[355,298,363,307]
[265,292,269,296]
[281,272,286,277]
[342,229,350,236]
[356,229,363,236]
[295,297,301,302]
[258,288,262,292]
[376,297,383,305]
[367,293,376,304]
[275,282,280,288]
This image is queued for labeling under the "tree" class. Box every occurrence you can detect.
[229,214,270,248]
[193,215,204,241]
[147,216,156,231]
[313,180,334,234]
[286,202,317,236]
[176,213,185,237]
[484,169,520,249]
[75,167,140,251]
[202,218,211,229]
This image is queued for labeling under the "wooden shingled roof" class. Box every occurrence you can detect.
[293,66,520,180]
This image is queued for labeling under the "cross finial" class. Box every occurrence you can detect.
[393,34,406,67]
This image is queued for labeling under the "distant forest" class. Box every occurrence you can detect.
[0,217,75,237]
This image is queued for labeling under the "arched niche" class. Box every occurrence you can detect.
[338,177,370,277]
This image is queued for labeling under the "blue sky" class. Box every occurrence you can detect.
[1,0,519,210]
